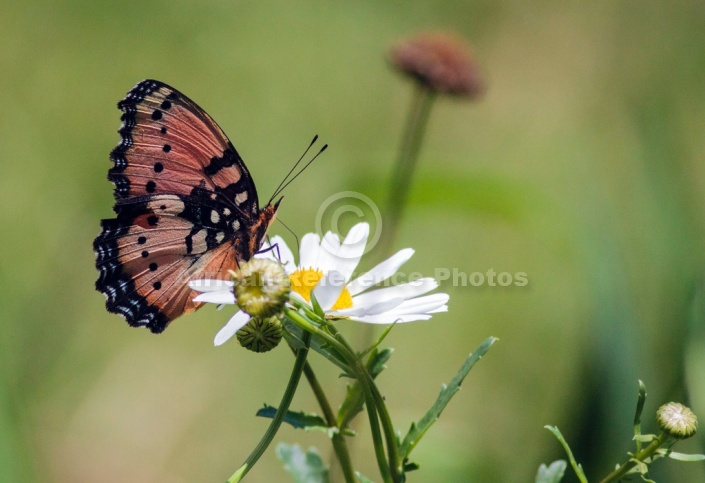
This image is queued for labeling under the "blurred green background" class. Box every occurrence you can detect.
[2,1,705,481]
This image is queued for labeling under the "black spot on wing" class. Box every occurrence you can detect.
[93,218,169,333]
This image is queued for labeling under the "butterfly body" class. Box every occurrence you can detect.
[95,80,279,333]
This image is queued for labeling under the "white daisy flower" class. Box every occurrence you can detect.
[189,222,449,346]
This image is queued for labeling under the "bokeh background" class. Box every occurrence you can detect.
[2,1,705,481]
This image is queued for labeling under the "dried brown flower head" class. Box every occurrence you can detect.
[390,32,483,98]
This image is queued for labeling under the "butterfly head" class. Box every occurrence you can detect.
[246,197,283,260]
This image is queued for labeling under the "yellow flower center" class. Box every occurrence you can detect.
[289,268,353,311]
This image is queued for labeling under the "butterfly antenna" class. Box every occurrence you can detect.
[270,143,328,201]
[276,218,301,255]
[269,135,318,204]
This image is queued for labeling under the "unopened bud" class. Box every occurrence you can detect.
[657,402,697,439]
[236,316,283,353]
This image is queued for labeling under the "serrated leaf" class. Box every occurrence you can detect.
[257,405,327,430]
[368,348,393,378]
[535,460,567,483]
[276,443,329,483]
[667,451,705,462]
[544,426,588,483]
[337,382,365,429]
[400,336,497,457]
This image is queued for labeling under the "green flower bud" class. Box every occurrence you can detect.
[236,316,283,353]
[232,259,290,317]
[657,402,698,439]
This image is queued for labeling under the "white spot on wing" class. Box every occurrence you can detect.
[235,191,248,206]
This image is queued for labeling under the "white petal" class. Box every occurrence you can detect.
[189,279,233,293]
[350,294,448,324]
[350,313,433,324]
[312,270,346,311]
[214,311,250,346]
[347,248,414,296]
[193,290,236,305]
[316,231,341,273]
[428,305,449,313]
[299,233,321,269]
[329,297,404,317]
[389,293,449,314]
[351,278,439,306]
[332,223,369,282]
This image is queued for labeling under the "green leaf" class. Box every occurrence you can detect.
[535,460,567,483]
[544,426,588,483]
[276,443,329,483]
[310,291,325,319]
[400,336,497,457]
[337,381,365,429]
[367,347,393,378]
[359,322,396,360]
[667,451,705,462]
[633,380,647,452]
[337,348,393,428]
[633,434,656,443]
[355,471,374,483]
[257,405,327,430]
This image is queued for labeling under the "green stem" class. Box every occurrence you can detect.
[328,320,402,481]
[378,84,436,256]
[284,307,394,483]
[301,360,356,483]
[226,331,311,483]
[366,374,403,479]
[598,433,669,483]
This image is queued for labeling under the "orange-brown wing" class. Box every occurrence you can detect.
[109,79,260,218]
[94,195,244,333]
[96,80,278,333]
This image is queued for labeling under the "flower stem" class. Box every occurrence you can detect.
[226,331,311,483]
[598,432,669,483]
[379,84,436,256]
[325,324,403,481]
[366,374,403,480]
[301,360,356,483]
[284,307,395,483]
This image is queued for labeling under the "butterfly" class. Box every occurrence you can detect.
[94,79,281,333]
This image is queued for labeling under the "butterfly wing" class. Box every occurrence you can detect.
[95,80,274,333]
[109,79,259,215]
